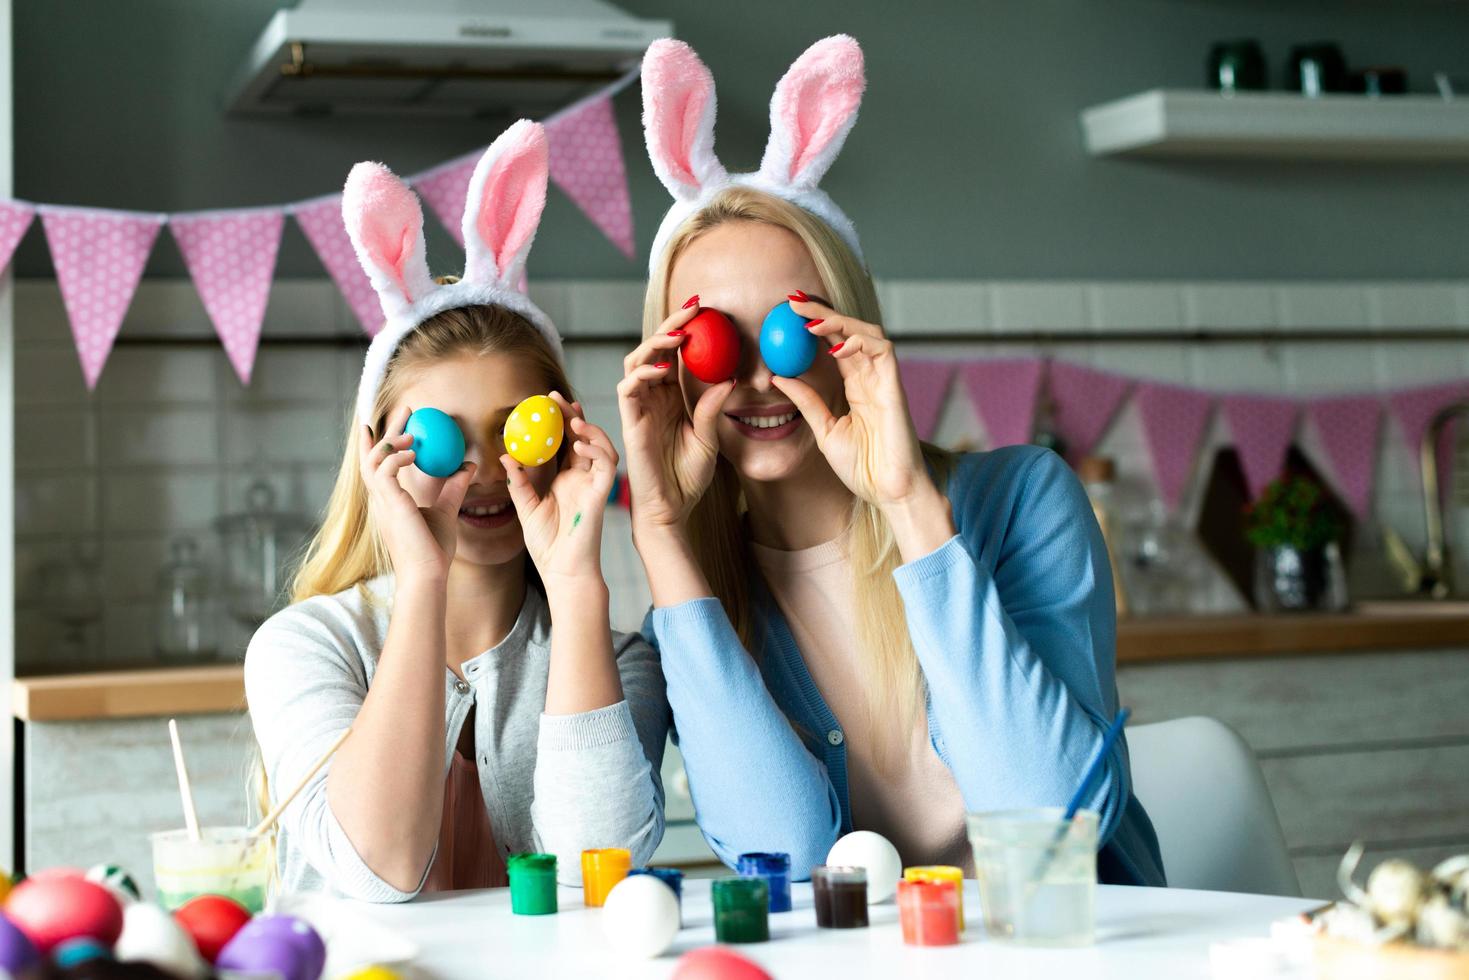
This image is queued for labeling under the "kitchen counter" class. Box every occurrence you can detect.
[11,606,1468,722]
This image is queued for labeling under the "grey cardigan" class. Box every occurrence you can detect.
[243,576,668,902]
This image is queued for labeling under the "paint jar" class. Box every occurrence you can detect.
[580,848,631,908]
[904,865,965,931]
[736,852,791,912]
[897,879,960,946]
[812,865,868,929]
[628,867,685,922]
[507,853,557,915]
[712,877,770,943]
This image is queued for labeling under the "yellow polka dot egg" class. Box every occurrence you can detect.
[503,395,564,467]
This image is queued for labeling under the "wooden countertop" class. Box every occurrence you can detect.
[11,606,1469,721]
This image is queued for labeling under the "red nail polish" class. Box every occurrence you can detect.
[668,329,686,337]
[654,362,671,369]
[806,318,825,329]
[682,294,700,309]
[829,342,844,354]
[789,289,809,302]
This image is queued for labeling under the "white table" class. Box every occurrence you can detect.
[341,880,1318,979]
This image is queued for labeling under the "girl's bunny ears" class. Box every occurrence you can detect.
[345,119,564,425]
[642,35,866,273]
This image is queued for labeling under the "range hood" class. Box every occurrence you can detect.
[225,0,670,117]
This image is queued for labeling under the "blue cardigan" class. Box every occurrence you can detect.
[648,446,1166,886]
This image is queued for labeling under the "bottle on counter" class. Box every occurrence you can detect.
[1077,456,1129,617]
[155,535,218,663]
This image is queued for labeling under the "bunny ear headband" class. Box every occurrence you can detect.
[642,34,867,275]
[345,119,563,426]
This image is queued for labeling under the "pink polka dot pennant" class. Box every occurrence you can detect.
[1135,381,1215,513]
[38,205,165,390]
[292,195,385,336]
[960,358,1046,449]
[170,208,284,385]
[1387,380,1469,506]
[0,200,35,273]
[1220,394,1298,500]
[1306,396,1382,520]
[410,152,478,247]
[898,359,954,440]
[1047,361,1132,462]
[546,94,636,259]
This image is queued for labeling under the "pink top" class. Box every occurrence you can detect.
[421,752,507,892]
[752,528,973,873]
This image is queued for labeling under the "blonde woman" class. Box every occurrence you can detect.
[617,38,1164,885]
[245,122,665,902]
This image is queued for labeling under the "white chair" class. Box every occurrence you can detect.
[1127,715,1301,897]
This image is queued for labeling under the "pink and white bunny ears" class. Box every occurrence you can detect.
[642,35,867,273]
[345,119,563,425]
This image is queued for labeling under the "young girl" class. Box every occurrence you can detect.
[618,37,1165,886]
[246,121,667,902]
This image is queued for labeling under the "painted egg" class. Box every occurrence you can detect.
[0,910,40,975]
[217,930,309,980]
[5,872,123,952]
[114,902,206,979]
[85,864,140,904]
[827,830,902,904]
[0,869,11,905]
[672,946,773,980]
[503,395,564,467]
[758,301,818,378]
[231,914,325,980]
[405,407,466,479]
[173,894,251,963]
[52,935,111,969]
[339,967,404,980]
[602,874,680,959]
[680,309,741,384]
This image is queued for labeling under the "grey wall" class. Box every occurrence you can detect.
[13,0,1469,281]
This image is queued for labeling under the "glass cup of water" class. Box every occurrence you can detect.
[967,807,1098,947]
[151,826,270,913]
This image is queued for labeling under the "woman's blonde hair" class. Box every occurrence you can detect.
[643,186,951,770]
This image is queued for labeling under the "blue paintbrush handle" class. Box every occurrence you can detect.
[1064,707,1131,819]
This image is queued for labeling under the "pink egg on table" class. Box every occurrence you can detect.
[4,873,123,952]
[672,946,773,980]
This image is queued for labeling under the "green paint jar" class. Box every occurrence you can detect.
[508,852,558,915]
[712,877,769,943]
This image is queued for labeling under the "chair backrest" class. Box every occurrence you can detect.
[1127,715,1301,896]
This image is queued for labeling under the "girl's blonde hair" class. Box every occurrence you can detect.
[643,185,951,770]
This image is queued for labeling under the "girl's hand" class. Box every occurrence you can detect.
[616,301,734,536]
[359,406,477,586]
[772,299,938,511]
[503,393,619,583]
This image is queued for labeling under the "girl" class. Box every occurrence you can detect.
[618,37,1165,886]
[245,121,667,902]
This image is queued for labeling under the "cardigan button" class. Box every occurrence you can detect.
[454,680,471,695]
[827,729,844,746]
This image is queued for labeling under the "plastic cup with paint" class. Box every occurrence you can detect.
[507,853,558,915]
[150,827,269,913]
[711,877,769,944]
[812,865,868,929]
[897,878,960,946]
[580,848,631,908]
[967,807,1098,947]
[736,852,791,913]
[904,865,965,931]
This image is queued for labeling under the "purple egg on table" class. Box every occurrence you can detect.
[217,929,306,980]
[0,910,41,973]
[228,915,325,980]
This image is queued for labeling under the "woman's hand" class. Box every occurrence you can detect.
[359,405,477,586]
[616,301,734,537]
[503,393,619,583]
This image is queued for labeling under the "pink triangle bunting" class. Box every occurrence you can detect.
[293,196,384,336]
[39,206,164,389]
[410,152,478,247]
[1220,394,1298,500]
[1388,380,1469,504]
[1047,361,1131,460]
[1305,396,1382,520]
[898,359,954,440]
[0,200,35,273]
[959,358,1045,449]
[1135,381,1215,513]
[170,209,284,385]
[546,94,636,259]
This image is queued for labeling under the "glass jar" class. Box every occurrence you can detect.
[215,480,314,628]
[154,535,217,663]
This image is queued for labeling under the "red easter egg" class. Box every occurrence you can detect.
[672,946,773,980]
[680,309,741,384]
[174,894,252,964]
[4,874,122,952]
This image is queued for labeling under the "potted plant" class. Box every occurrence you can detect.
[1244,476,1347,612]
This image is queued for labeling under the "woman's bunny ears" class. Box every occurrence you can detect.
[642,35,867,273]
[345,119,564,425]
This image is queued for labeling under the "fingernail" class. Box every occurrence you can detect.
[668,329,686,337]
[829,342,844,353]
[682,294,699,309]
[805,318,825,329]
[789,290,809,303]
[654,362,671,370]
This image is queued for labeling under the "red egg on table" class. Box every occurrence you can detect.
[672,946,773,980]
[173,894,252,963]
[680,309,741,384]
[4,873,123,952]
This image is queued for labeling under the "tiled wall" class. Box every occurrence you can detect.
[13,278,1469,672]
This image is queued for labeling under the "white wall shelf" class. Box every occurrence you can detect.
[1081,88,1469,161]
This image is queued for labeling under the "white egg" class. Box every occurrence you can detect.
[601,874,680,958]
[827,831,902,904]
[114,902,207,979]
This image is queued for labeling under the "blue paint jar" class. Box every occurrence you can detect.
[404,407,466,478]
[628,867,685,923]
[759,302,818,377]
[737,851,792,913]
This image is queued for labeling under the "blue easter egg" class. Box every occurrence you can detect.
[405,407,466,479]
[759,301,819,377]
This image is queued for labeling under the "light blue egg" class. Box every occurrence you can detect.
[52,936,111,969]
[759,302,819,378]
[405,408,466,479]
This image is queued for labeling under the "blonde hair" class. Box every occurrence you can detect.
[643,186,951,770]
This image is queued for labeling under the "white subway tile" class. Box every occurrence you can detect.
[1182,283,1275,330]
[989,282,1088,331]
[119,281,211,338]
[565,344,629,403]
[883,281,991,334]
[16,347,90,406]
[1188,346,1287,392]
[100,408,219,466]
[260,280,344,338]
[223,348,347,404]
[564,281,645,336]
[17,474,98,534]
[1086,283,1184,331]
[527,280,572,330]
[104,472,220,533]
[103,533,221,603]
[97,347,222,405]
[224,406,342,466]
[1279,343,1377,392]
[1373,342,1466,388]
[1090,344,1191,382]
[17,409,94,470]
[1276,283,1371,331]
[103,602,155,664]
[12,282,73,345]
[1366,282,1463,330]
